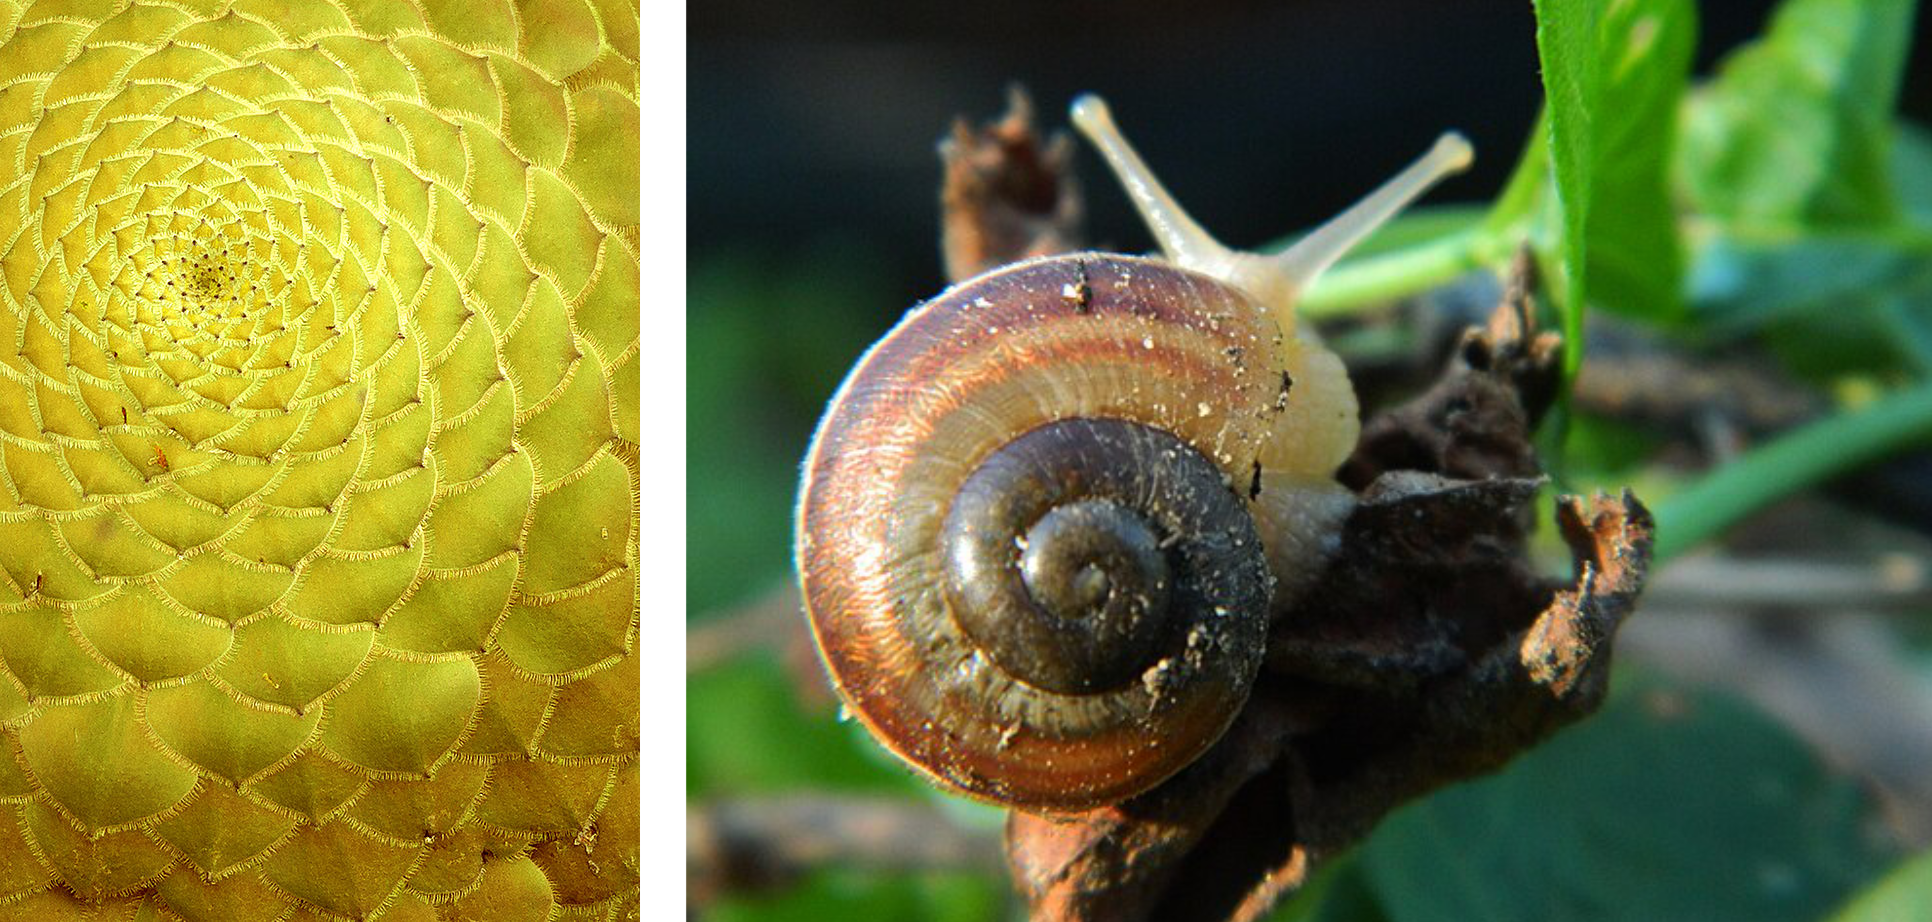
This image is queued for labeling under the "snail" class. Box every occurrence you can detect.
[797,95,1473,811]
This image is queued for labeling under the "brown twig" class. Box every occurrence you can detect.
[1641,553,1932,614]
[687,795,1008,910]
[686,584,805,673]
[1345,281,1932,539]
[939,86,1083,284]
[1005,259,1655,922]
[1571,321,1821,438]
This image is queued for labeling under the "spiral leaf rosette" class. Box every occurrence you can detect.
[0,0,641,917]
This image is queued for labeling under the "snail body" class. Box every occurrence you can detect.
[798,97,1472,810]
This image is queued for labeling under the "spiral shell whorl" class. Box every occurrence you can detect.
[943,417,1269,697]
[800,256,1289,809]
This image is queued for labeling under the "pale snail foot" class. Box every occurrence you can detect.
[800,94,1479,811]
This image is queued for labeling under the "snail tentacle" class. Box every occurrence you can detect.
[799,97,1473,811]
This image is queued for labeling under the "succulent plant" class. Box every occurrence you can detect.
[0,0,641,918]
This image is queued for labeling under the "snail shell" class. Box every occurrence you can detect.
[798,96,1472,810]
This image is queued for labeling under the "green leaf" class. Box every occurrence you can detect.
[1530,0,1696,366]
[1359,674,1894,922]
[1690,232,1930,334]
[1531,0,1599,373]
[1485,111,1554,241]
[1896,122,1932,226]
[1563,413,1665,480]
[1827,848,1932,922]
[687,656,926,797]
[1680,0,1917,229]
[1687,229,1932,378]
[1580,0,1694,324]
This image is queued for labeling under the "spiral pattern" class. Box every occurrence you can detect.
[942,418,1268,698]
[0,0,640,917]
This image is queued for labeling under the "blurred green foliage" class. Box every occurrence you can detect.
[691,657,1011,919]
[690,0,1932,917]
[687,245,896,612]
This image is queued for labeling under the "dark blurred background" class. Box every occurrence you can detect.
[691,0,1931,293]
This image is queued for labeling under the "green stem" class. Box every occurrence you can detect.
[1653,379,1932,562]
[1299,227,1496,318]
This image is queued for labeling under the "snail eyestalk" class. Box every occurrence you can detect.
[1070,94,1242,284]
[1070,93,1472,334]
[1269,132,1474,303]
